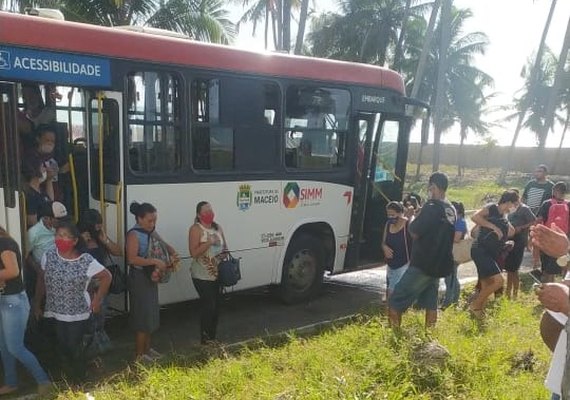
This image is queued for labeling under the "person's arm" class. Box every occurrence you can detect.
[521,182,530,204]
[507,222,516,238]
[98,229,122,257]
[44,179,54,202]
[90,266,111,314]
[0,250,21,281]
[126,231,166,270]
[381,223,393,259]
[189,224,215,258]
[471,206,502,237]
[33,254,47,320]
[537,283,570,315]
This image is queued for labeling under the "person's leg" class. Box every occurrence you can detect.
[193,279,218,343]
[0,298,19,392]
[0,293,49,385]
[442,263,460,309]
[425,310,437,327]
[416,277,439,328]
[64,320,88,382]
[135,332,147,357]
[388,266,431,329]
[470,274,504,312]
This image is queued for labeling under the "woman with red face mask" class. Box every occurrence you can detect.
[188,201,228,344]
[34,221,111,383]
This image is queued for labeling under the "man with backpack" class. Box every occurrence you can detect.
[537,182,570,283]
[388,172,456,329]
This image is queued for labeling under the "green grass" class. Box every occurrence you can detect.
[58,284,552,400]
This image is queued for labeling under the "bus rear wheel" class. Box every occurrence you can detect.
[278,235,325,304]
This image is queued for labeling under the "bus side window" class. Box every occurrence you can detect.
[191,79,234,171]
[284,85,350,170]
[126,72,182,174]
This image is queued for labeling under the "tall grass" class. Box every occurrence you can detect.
[59,286,552,400]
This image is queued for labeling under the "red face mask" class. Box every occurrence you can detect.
[55,238,75,254]
[200,211,215,225]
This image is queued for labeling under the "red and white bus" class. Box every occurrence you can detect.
[0,11,428,307]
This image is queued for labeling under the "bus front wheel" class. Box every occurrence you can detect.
[278,234,325,304]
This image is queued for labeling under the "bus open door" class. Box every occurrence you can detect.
[0,83,23,248]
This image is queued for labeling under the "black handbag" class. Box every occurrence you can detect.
[107,263,127,295]
[217,254,241,287]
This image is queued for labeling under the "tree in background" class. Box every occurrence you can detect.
[1,0,235,44]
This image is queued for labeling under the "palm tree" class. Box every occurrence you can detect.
[308,0,428,66]
[499,0,558,181]
[294,0,309,54]
[62,0,235,44]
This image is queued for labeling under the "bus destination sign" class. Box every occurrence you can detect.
[0,46,111,87]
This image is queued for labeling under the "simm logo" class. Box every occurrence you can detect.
[283,182,300,209]
[283,182,323,209]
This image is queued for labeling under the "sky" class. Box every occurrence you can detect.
[229,0,570,147]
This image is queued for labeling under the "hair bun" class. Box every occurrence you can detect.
[129,202,141,216]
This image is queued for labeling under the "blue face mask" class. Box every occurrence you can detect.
[387,217,398,224]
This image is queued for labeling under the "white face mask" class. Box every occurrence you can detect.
[38,170,47,184]
[40,143,55,154]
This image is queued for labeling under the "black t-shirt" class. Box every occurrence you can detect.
[0,237,25,295]
[409,199,456,276]
[25,187,50,219]
[474,204,509,257]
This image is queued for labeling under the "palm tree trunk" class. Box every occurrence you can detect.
[393,0,412,72]
[541,15,570,138]
[553,111,570,173]
[271,9,279,49]
[282,0,291,52]
[432,0,452,172]
[410,0,441,99]
[414,143,425,183]
[276,0,283,50]
[294,0,309,55]
[458,126,466,177]
[499,0,558,182]
[265,4,270,50]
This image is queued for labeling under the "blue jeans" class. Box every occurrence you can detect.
[551,393,560,400]
[442,263,460,308]
[0,291,50,386]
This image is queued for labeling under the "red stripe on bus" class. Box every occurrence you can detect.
[0,12,405,93]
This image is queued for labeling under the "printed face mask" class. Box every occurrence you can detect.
[55,238,75,253]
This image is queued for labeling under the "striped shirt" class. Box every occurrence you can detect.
[522,180,554,216]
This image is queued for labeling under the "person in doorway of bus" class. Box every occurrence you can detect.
[17,84,57,153]
[189,201,228,345]
[78,209,122,349]
[25,201,68,302]
[504,189,536,299]
[536,182,570,283]
[469,190,517,319]
[25,125,70,202]
[34,221,110,383]
[22,157,55,228]
[441,201,469,310]
[126,202,178,362]
[0,226,52,397]
[388,172,456,329]
[381,201,412,304]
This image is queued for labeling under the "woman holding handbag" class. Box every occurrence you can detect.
[78,209,123,354]
[188,201,228,345]
[381,201,412,304]
[126,202,179,362]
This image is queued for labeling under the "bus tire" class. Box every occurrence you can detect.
[278,234,325,304]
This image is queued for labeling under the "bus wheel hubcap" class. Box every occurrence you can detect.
[287,249,316,292]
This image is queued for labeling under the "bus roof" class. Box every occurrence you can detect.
[0,12,405,94]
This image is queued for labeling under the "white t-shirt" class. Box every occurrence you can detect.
[41,249,105,322]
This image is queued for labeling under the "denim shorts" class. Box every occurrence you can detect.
[387,263,409,291]
[388,265,439,311]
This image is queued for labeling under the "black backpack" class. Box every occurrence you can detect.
[420,200,456,278]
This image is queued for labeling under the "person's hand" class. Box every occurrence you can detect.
[81,232,91,242]
[152,259,167,271]
[537,283,570,315]
[404,206,415,218]
[91,298,102,314]
[490,224,503,239]
[46,166,57,180]
[382,245,394,259]
[530,224,569,258]
[32,303,43,320]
